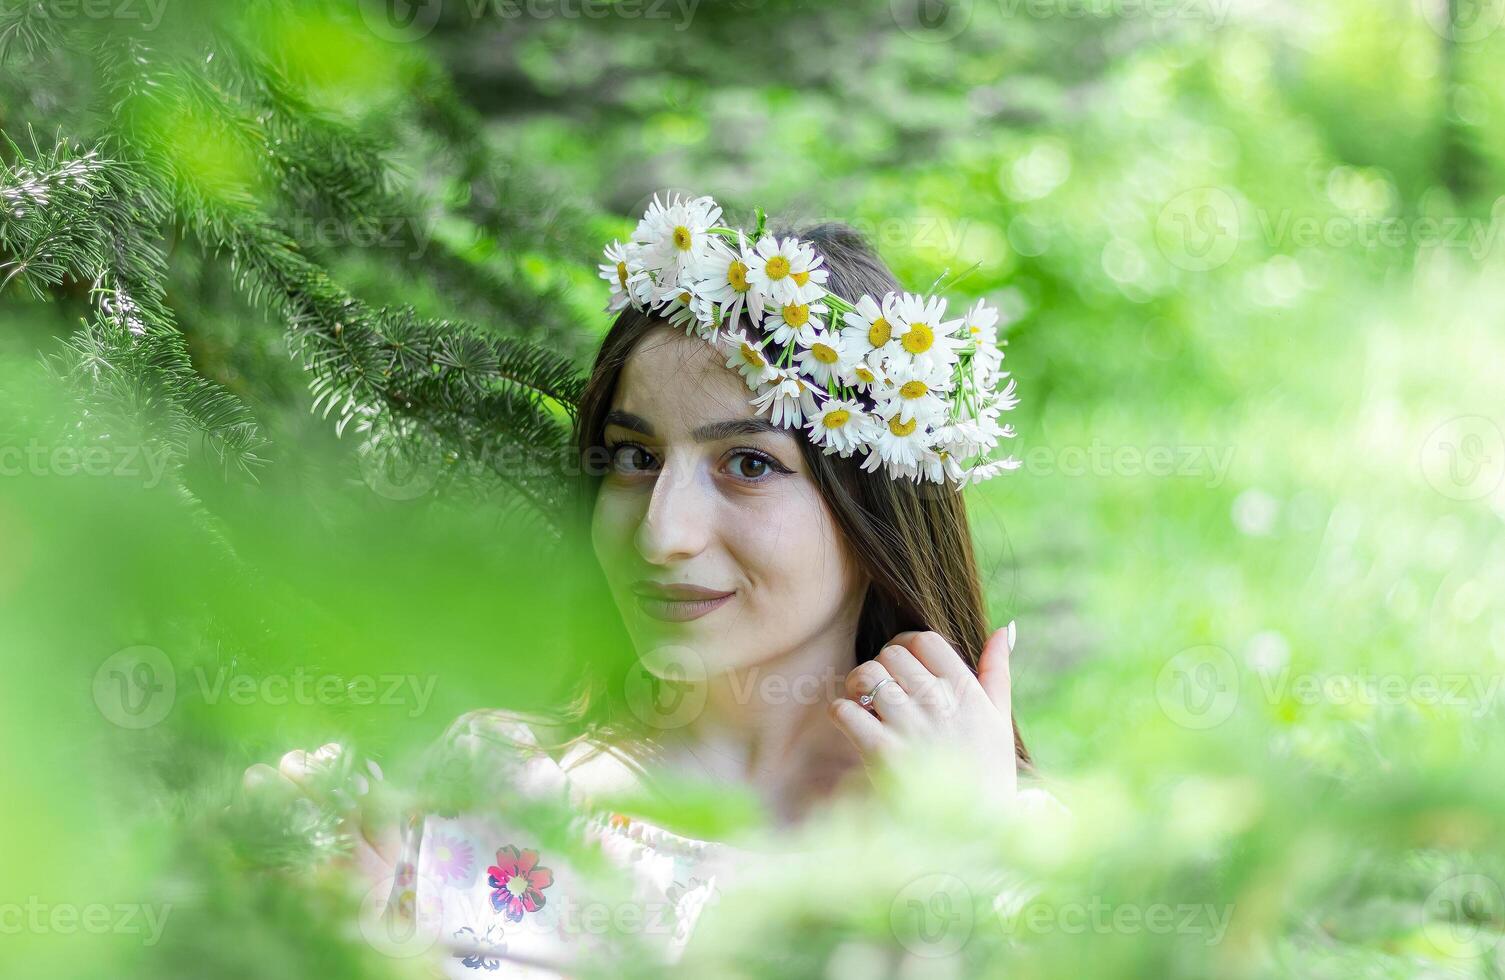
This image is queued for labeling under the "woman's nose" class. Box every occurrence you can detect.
[634,459,712,565]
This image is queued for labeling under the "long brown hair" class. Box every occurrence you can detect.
[567,221,1030,770]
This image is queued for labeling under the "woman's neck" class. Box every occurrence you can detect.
[662,626,866,825]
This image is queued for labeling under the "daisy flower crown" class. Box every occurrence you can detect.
[598,193,1022,487]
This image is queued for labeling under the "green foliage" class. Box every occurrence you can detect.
[1,0,593,527]
[3,0,1504,978]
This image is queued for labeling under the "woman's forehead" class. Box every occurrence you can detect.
[613,328,756,428]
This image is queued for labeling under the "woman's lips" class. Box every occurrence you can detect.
[630,582,735,623]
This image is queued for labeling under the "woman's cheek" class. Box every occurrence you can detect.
[589,489,637,582]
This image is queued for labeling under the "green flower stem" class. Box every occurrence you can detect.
[822,292,857,315]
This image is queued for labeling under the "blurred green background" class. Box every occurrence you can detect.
[2,0,1504,976]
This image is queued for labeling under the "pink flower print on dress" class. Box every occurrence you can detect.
[487,845,554,923]
[431,831,476,886]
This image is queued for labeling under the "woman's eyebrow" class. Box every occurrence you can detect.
[691,417,782,442]
[604,410,653,434]
[604,411,781,442]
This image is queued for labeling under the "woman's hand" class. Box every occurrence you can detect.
[828,623,1018,799]
[242,742,399,882]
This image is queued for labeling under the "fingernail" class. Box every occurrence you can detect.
[1005,619,1016,651]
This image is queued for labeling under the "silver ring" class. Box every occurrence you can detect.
[857,676,894,708]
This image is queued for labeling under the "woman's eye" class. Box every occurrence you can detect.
[727,451,774,480]
[608,443,657,474]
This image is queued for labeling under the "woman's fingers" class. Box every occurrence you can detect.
[890,630,973,685]
[242,762,299,797]
[278,748,313,785]
[844,660,910,720]
[876,644,957,714]
[977,621,1015,715]
[828,697,896,757]
[278,742,351,794]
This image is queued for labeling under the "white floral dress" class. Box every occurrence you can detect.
[375,712,1062,978]
[381,714,728,979]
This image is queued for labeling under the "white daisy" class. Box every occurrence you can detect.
[871,358,954,425]
[656,282,715,338]
[750,369,819,429]
[888,292,963,373]
[787,243,830,304]
[934,415,1011,460]
[959,456,1023,487]
[839,293,900,363]
[990,375,1021,413]
[963,298,1004,382]
[793,328,847,388]
[761,299,828,348]
[599,240,654,312]
[806,398,871,457]
[748,236,826,306]
[861,404,932,473]
[632,192,723,288]
[916,447,966,485]
[722,332,780,390]
[838,352,883,394]
[694,231,767,332]
[961,298,999,342]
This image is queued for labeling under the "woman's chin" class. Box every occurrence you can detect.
[629,631,747,682]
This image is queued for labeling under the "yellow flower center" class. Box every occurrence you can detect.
[507,877,529,897]
[616,262,628,288]
[728,259,750,292]
[740,343,766,368]
[868,316,891,348]
[888,415,918,437]
[791,270,810,286]
[765,256,790,280]
[678,291,691,304]
[901,322,934,355]
[672,226,692,250]
[822,409,851,429]
[900,380,929,399]
[969,325,980,335]
[781,303,809,327]
[811,343,839,364]
[854,366,875,383]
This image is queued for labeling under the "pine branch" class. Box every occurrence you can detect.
[0,0,65,64]
[2,4,597,530]
[0,136,269,479]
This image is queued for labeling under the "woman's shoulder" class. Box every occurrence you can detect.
[1015,775,1070,818]
[435,709,648,811]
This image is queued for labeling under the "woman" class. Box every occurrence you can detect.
[249,198,1041,976]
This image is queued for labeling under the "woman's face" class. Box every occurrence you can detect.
[590,326,867,680]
